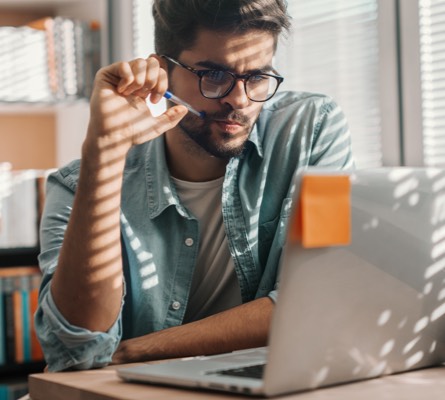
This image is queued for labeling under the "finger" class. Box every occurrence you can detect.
[121,58,150,96]
[132,63,166,100]
[135,66,168,102]
[94,61,130,89]
[155,105,189,133]
[115,62,135,94]
[132,105,188,145]
[123,57,163,98]
[148,67,169,104]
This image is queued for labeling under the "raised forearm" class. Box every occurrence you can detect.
[48,57,187,333]
[112,297,274,364]
[51,142,127,332]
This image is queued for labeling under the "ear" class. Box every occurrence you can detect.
[150,53,168,70]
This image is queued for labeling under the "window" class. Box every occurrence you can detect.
[275,0,392,168]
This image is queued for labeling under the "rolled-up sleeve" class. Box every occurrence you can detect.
[35,282,122,371]
[35,166,123,372]
[267,289,278,303]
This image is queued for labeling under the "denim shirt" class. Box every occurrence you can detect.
[36,91,354,371]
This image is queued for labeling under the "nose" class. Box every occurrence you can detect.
[219,79,250,110]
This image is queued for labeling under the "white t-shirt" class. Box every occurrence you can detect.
[172,176,242,323]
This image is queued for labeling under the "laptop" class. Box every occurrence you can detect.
[117,167,445,397]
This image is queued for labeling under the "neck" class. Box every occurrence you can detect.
[165,129,229,182]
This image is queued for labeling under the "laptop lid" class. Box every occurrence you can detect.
[118,167,445,397]
[263,167,445,395]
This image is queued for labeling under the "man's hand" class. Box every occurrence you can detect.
[111,297,274,365]
[85,56,188,160]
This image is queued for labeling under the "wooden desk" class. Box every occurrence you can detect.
[28,364,445,400]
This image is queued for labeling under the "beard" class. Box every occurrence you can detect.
[178,108,254,159]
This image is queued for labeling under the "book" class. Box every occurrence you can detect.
[0,377,29,400]
[0,25,51,102]
[84,20,101,98]
[0,169,56,251]
[57,17,77,98]
[0,27,17,102]
[0,267,41,365]
[0,278,4,366]
[1,16,101,103]
[0,164,12,249]
[27,17,58,99]
[18,26,52,102]
[29,273,43,362]
[12,277,24,364]
[3,276,15,364]
[0,170,39,249]
[20,275,31,363]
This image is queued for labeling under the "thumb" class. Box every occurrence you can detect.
[153,105,189,135]
[132,105,189,145]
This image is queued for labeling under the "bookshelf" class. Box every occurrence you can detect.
[0,168,48,393]
[0,0,110,395]
[0,248,39,267]
[0,0,109,169]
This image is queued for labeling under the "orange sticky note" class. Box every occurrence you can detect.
[290,174,351,248]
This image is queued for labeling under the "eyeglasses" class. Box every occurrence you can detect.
[161,55,284,103]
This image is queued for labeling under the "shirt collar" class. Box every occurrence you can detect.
[246,122,263,158]
[144,137,186,219]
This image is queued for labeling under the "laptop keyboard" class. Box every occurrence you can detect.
[208,363,265,380]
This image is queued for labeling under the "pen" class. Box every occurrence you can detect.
[163,90,206,119]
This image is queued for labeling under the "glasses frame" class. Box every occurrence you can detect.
[161,55,284,103]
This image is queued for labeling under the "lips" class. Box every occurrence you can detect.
[216,121,242,133]
[213,119,245,134]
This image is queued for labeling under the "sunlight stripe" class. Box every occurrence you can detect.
[425,257,445,279]
[316,145,351,165]
[312,129,350,155]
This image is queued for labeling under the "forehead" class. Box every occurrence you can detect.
[179,28,276,71]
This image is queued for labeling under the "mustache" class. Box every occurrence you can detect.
[204,110,250,125]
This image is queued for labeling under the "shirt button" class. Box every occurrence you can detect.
[172,301,181,310]
[185,238,194,247]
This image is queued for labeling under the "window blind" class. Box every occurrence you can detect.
[132,0,154,58]
[419,0,445,166]
[275,0,383,168]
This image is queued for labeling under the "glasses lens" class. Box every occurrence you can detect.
[246,75,279,102]
[201,70,234,98]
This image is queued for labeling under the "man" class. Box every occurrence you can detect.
[36,0,354,372]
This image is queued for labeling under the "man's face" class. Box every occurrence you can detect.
[167,28,276,158]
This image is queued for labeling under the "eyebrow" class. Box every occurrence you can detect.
[195,60,274,74]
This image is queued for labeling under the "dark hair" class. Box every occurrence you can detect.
[152,0,291,58]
